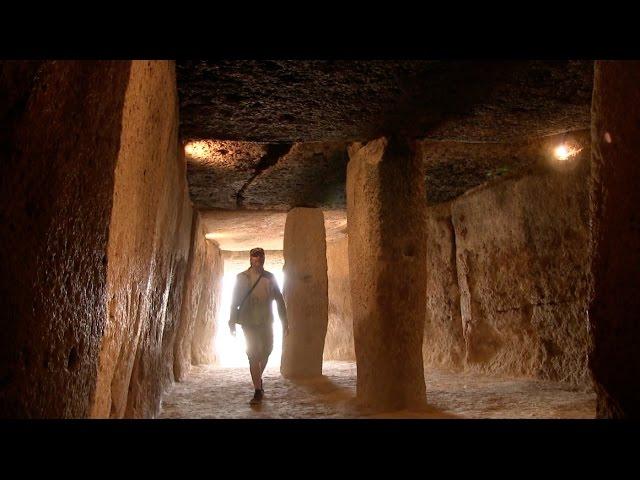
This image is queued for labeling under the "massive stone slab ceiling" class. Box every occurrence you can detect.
[199,208,347,251]
[185,140,267,209]
[177,60,592,143]
[186,140,348,210]
[186,130,590,210]
[419,129,590,204]
[238,142,348,210]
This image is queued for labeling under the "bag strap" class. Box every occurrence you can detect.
[235,272,263,311]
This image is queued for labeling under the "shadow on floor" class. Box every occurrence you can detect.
[288,374,355,402]
[286,374,461,419]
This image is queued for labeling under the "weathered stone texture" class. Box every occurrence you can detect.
[589,61,640,418]
[423,202,465,370]
[451,131,591,385]
[281,208,328,378]
[420,137,569,205]
[178,60,592,143]
[0,61,131,417]
[173,212,223,381]
[324,237,355,361]
[190,236,224,366]
[347,137,427,410]
[90,61,195,418]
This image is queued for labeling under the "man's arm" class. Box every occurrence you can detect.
[271,277,289,335]
[229,274,245,335]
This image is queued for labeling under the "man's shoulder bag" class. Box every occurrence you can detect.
[232,272,263,323]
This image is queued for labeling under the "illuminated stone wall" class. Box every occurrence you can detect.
[447,132,591,385]
[90,61,197,418]
[328,131,592,386]
[281,207,328,378]
[324,237,355,361]
[174,212,223,378]
[0,61,131,417]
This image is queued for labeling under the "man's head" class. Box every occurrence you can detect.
[249,247,265,269]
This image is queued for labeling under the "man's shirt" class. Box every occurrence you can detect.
[231,268,287,327]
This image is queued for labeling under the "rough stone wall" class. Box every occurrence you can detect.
[451,137,591,385]
[589,61,640,417]
[190,229,224,366]
[173,212,223,380]
[323,237,355,361]
[423,202,465,370]
[90,61,195,419]
[0,61,132,417]
[281,208,329,378]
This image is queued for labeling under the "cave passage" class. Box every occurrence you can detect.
[1,60,638,419]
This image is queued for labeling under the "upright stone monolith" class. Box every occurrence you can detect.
[589,61,640,418]
[281,207,328,378]
[346,136,427,411]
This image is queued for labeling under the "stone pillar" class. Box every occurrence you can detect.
[346,136,427,411]
[281,208,329,378]
[589,61,640,418]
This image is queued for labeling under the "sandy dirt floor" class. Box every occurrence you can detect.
[158,361,595,419]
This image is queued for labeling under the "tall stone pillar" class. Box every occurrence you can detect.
[346,136,427,411]
[280,208,329,378]
[589,61,640,418]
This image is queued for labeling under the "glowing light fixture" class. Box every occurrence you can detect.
[553,143,582,161]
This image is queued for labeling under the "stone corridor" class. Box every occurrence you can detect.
[158,361,595,419]
[4,60,638,420]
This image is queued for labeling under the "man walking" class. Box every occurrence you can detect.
[229,247,289,405]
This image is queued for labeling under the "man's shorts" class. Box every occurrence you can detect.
[242,323,273,361]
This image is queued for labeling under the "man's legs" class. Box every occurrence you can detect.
[258,353,270,391]
[246,356,269,394]
[248,357,263,390]
[259,324,274,390]
[243,324,273,402]
[243,326,263,394]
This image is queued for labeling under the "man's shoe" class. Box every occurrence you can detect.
[250,389,263,405]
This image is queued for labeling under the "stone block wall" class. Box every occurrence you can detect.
[448,133,591,385]
[0,61,132,417]
[0,61,224,418]
[324,237,355,360]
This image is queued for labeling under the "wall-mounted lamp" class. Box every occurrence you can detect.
[553,143,582,161]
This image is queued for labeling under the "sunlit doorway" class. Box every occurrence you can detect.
[214,270,285,367]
